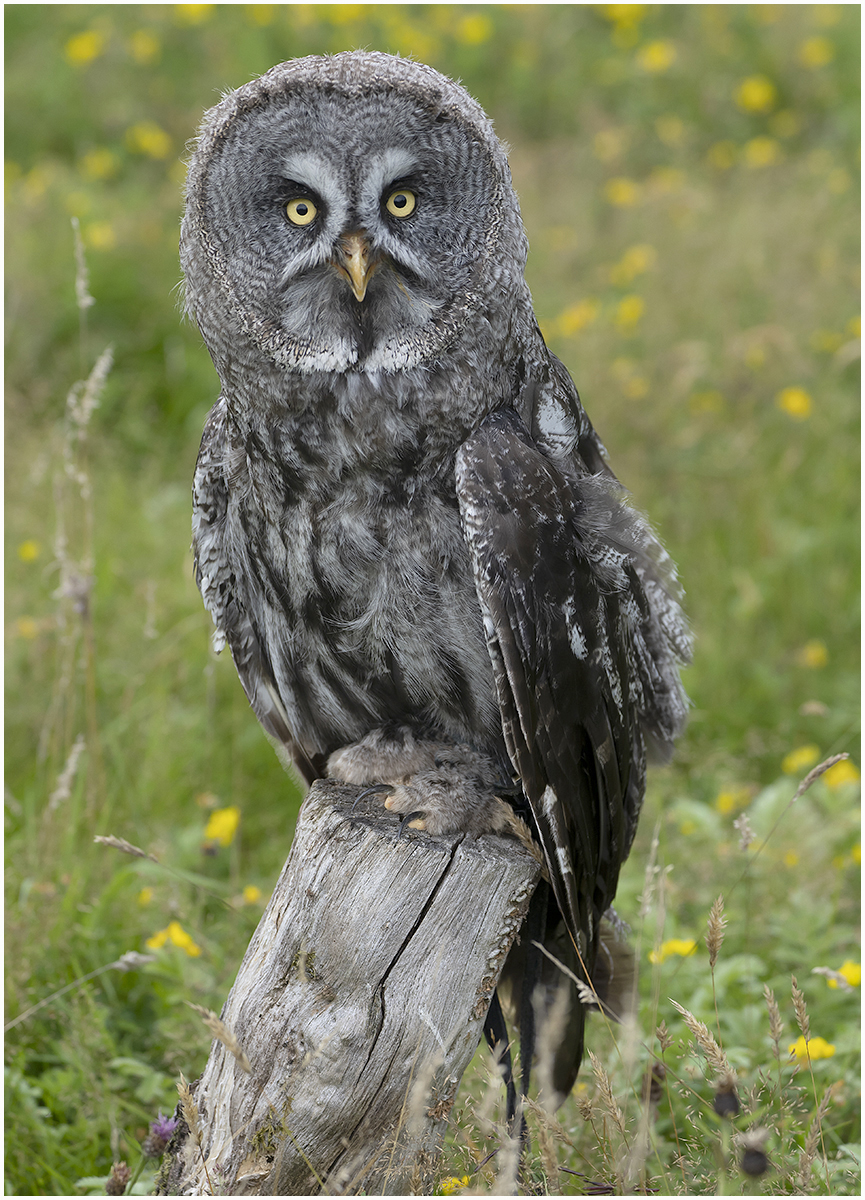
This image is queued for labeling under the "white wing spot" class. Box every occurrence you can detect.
[556,844,574,877]
[541,784,558,819]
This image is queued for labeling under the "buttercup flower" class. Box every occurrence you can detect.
[146,920,202,957]
[799,37,834,69]
[637,40,676,73]
[827,961,860,989]
[823,760,859,789]
[649,938,696,964]
[782,744,820,774]
[205,805,241,846]
[65,30,107,67]
[788,1035,835,1061]
[735,75,776,114]
[605,177,640,207]
[776,386,812,420]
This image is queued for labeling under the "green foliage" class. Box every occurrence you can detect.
[5,4,859,1195]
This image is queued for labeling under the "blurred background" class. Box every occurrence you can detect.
[5,5,860,1195]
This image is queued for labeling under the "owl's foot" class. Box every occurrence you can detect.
[328,732,516,838]
[380,747,513,838]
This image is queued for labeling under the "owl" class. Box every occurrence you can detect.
[182,51,690,1103]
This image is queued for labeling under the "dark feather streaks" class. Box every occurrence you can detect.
[456,408,667,980]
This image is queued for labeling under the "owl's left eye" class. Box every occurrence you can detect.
[384,188,417,218]
[286,197,318,226]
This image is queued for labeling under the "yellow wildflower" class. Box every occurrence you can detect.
[205,805,241,847]
[174,4,214,24]
[616,294,644,331]
[781,744,820,775]
[624,376,648,399]
[809,329,843,354]
[146,920,201,957]
[65,30,107,67]
[796,639,828,668]
[125,122,172,160]
[799,37,834,69]
[735,75,777,114]
[80,148,119,181]
[247,6,275,25]
[783,851,800,868]
[715,787,750,815]
[776,386,812,421]
[788,1035,835,1061]
[847,316,860,338]
[327,4,364,23]
[827,961,860,989]
[744,137,782,168]
[557,299,599,337]
[649,938,696,964]
[85,222,117,251]
[602,4,646,44]
[17,540,41,562]
[15,617,39,640]
[137,887,154,906]
[456,13,492,45]
[602,4,646,28]
[440,1176,470,1195]
[707,141,737,170]
[129,30,160,64]
[678,819,696,837]
[637,40,676,73]
[610,244,656,285]
[242,885,263,905]
[823,760,859,789]
[604,177,640,207]
[852,843,861,865]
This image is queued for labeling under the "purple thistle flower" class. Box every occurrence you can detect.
[141,1112,179,1158]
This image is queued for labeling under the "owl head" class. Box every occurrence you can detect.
[181,52,529,378]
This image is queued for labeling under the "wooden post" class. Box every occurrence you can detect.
[158,779,541,1195]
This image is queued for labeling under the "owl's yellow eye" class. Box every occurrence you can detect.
[385,188,416,218]
[286,197,318,226]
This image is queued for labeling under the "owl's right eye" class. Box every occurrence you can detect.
[286,197,318,227]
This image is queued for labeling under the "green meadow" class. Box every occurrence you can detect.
[5,5,859,1195]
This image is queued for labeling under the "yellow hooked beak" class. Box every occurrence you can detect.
[333,231,378,302]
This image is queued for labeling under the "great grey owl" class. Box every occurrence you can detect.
[183,51,690,1101]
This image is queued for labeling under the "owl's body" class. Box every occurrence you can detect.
[184,51,690,1098]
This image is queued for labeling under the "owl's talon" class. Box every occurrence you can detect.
[352,782,394,810]
[397,810,428,838]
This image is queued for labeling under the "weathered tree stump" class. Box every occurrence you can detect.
[160,779,541,1195]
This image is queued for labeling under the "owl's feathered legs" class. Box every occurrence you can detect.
[327,727,515,837]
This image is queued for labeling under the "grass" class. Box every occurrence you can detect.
[4,4,859,1195]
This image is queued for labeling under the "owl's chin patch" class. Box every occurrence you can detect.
[266,263,446,374]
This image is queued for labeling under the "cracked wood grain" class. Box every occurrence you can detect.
[158,779,541,1196]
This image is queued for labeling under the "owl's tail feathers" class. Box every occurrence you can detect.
[498,909,635,1108]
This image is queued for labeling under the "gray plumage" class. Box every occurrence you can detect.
[183,51,690,1096]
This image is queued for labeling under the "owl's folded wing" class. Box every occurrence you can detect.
[193,397,317,785]
[456,407,651,974]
